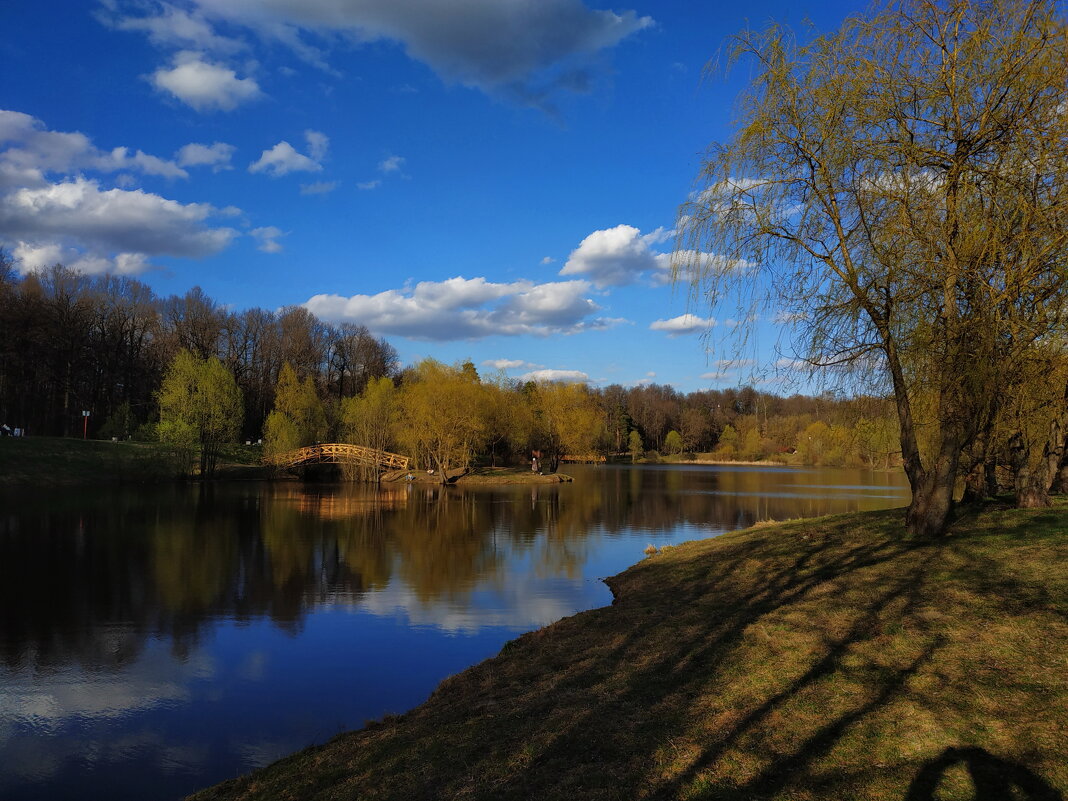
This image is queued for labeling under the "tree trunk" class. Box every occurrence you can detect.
[904,431,962,538]
[1009,394,1067,508]
[906,467,956,538]
[1051,445,1068,495]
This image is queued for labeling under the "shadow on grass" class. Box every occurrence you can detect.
[905,747,1063,801]
[190,507,1068,801]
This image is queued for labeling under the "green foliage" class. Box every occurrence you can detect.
[158,350,243,476]
[529,381,605,471]
[676,0,1068,534]
[264,363,327,459]
[341,376,398,480]
[664,430,683,455]
[741,427,763,461]
[397,359,487,479]
[98,401,135,441]
[628,429,644,463]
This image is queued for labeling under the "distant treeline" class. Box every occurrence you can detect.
[0,261,398,442]
[0,260,900,470]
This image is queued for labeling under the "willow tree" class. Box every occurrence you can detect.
[529,381,605,472]
[397,359,487,482]
[677,0,1068,536]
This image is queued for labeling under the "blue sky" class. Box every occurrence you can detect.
[0,0,861,392]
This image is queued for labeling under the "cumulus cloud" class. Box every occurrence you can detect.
[12,242,152,275]
[305,276,610,341]
[540,256,555,264]
[378,154,405,173]
[560,224,672,287]
[175,141,235,170]
[667,250,755,286]
[250,225,284,253]
[0,109,187,186]
[0,110,247,275]
[249,140,321,176]
[482,358,534,370]
[0,178,237,260]
[113,0,653,108]
[519,368,589,383]
[300,180,338,195]
[152,51,262,111]
[356,179,381,190]
[649,314,714,337]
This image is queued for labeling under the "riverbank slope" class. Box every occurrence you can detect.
[0,436,266,485]
[189,500,1068,800]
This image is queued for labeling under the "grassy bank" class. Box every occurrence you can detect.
[189,501,1067,801]
[457,466,573,484]
[0,436,267,485]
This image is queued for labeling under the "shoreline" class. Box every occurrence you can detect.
[188,500,1068,801]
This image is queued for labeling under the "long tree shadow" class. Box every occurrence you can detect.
[904,747,1063,801]
[191,508,1068,801]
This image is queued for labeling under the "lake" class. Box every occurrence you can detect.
[0,464,909,800]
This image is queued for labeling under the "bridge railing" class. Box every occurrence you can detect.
[266,443,410,470]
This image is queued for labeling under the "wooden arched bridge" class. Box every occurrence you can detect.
[267,443,410,471]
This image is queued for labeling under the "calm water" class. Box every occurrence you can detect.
[0,464,909,801]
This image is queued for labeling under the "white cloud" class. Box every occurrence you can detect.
[248,140,321,176]
[700,371,731,381]
[305,276,610,341]
[378,155,405,173]
[540,256,555,264]
[356,179,381,190]
[666,250,755,286]
[151,51,262,111]
[649,313,714,337]
[519,369,589,383]
[304,130,329,161]
[300,180,338,195]
[482,358,533,370]
[118,0,652,108]
[0,178,237,274]
[106,4,243,54]
[12,242,150,275]
[0,110,245,276]
[175,141,235,171]
[0,109,187,186]
[714,358,756,370]
[559,224,671,287]
[102,147,189,178]
[775,358,809,370]
[250,225,284,253]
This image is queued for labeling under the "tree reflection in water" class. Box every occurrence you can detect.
[0,464,909,800]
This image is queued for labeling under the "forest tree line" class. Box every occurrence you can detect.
[1,259,907,475]
[4,259,1064,502]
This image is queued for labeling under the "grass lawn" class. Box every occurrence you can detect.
[189,500,1068,800]
[0,436,267,485]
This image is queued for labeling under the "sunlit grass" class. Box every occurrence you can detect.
[190,500,1068,801]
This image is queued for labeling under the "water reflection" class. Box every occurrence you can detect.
[0,464,908,800]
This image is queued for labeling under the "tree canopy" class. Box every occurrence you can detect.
[158,350,243,477]
[677,0,1068,535]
